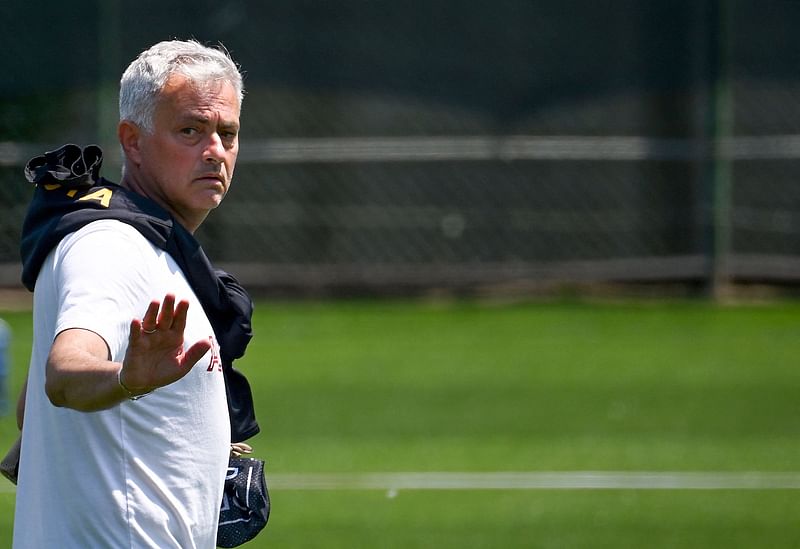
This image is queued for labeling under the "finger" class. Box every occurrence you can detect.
[180,339,213,370]
[128,318,143,345]
[141,300,160,332]
[230,443,253,457]
[231,442,252,455]
[230,444,252,457]
[157,294,176,329]
[171,299,191,335]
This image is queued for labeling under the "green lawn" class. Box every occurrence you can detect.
[1,298,800,547]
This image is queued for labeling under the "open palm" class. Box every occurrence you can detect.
[120,294,212,394]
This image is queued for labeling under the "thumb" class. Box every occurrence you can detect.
[180,339,214,370]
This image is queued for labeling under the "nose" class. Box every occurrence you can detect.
[203,133,225,164]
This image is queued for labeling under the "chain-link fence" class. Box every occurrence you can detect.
[2,1,799,294]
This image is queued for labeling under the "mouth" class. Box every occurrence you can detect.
[195,174,226,187]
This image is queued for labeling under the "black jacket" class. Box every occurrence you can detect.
[20,144,259,442]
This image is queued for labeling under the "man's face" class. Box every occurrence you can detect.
[134,73,240,230]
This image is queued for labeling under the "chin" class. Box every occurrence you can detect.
[199,188,226,203]
[204,196,225,210]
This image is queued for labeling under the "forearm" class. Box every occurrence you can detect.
[45,329,128,412]
[44,296,210,412]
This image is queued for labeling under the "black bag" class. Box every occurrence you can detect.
[217,457,270,548]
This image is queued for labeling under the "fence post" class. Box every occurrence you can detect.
[709,0,734,298]
[97,0,122,177]
[0,319,9,415]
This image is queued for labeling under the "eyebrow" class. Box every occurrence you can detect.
[218,120,240,132]
[179,114,240,132]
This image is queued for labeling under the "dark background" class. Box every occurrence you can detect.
[2,1,799,295]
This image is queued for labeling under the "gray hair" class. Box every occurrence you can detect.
[119,40,244,132]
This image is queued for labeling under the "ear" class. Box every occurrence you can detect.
[118,120,143,165]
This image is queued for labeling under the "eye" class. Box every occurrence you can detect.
[220,131,238,146]
[180,127,200,136]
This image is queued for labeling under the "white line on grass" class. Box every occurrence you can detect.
[268,472,800,491]
[1,472,798,495]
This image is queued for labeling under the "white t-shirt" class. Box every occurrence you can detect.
[13,220,231,549]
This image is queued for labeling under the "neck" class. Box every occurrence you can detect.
[119,174,203,234]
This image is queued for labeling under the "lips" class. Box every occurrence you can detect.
[195,173,226,186]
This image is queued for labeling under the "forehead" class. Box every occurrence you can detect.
[157,73,240,122]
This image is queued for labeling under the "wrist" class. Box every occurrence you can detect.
[117,367,154,400]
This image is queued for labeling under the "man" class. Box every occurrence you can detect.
[13,40,251,548]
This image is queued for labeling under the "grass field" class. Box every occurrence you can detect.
[0,298,799,547]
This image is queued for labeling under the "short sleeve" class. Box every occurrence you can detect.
[51,220,160,361]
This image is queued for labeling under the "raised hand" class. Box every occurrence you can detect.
[120,294,213,395]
